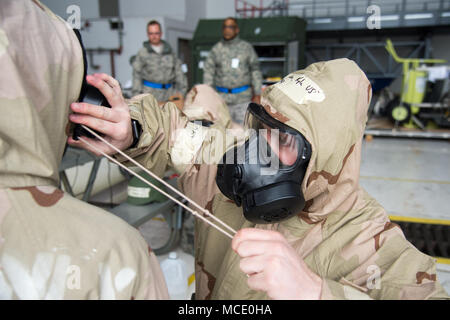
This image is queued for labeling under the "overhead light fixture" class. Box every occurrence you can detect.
[379,15,399,21]
[313,18,332,24]
[441,12,450,17]
[348,16,364,23]
[404,13,433,20]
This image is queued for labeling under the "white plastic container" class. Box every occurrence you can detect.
[160,251,188,300]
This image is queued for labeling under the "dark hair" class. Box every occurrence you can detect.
[223,17,238,26]
[147,20,161,31]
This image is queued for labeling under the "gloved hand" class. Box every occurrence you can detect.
[232,228,323,300]
[68,73,133,156]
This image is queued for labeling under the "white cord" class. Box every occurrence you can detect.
[78,127,237,240]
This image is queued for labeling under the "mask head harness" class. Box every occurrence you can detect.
[71,29,111,140]
[70,29,141,150]
[216,103,311,224]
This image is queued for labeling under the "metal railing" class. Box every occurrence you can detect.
[235,0,450,29]
[305,40,431,78]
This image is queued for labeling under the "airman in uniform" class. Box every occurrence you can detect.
[131,20,187,102]
[70,57,450,300]
[203,17,262,124]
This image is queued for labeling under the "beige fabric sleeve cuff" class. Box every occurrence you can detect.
[114,101,153,163]
[320,278,372,300]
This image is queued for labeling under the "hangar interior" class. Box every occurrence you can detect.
[37,0,450,299]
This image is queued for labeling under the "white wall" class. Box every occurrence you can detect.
[41,0,186,20]
[41,0,99,19]
[119,0,186,21]
[206,0,234,19]
[41,0,199,86]
[187,0,207,28]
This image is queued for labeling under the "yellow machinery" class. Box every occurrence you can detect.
[385,39,449,129]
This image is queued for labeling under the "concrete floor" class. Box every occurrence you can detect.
[96,136,450,298]
[360,137,450,221]
[360,136,450,295]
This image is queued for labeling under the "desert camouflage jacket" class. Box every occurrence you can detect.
[122,58,449,300]
[203,36,262,105]
[132,40,187,102]
[0,0,168,300]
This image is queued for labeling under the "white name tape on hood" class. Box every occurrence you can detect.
[275,74,325,105]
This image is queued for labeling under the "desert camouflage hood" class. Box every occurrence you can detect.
[260,58,371,223]
[0,0,84,188]
[183,84,233,129]
[0,1,169,300]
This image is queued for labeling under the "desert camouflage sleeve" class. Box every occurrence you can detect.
[116,93,233,209]
[320,225,449,300]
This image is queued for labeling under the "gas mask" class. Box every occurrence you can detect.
[70,29,141,145]
[216,103,311,224]
[71,29,111,140]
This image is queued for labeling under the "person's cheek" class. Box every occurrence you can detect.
[279,148,297,166]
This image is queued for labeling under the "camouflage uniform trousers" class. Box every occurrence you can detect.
[228,101,251,124]
[218,90,252,124]
[140,85,177,103]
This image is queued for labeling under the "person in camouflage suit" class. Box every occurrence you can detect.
[203,17,262,124]
[178,84,243,256]
[0,0,168,299]
[131,20,187,102]
[70,58,449,300]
